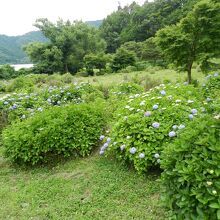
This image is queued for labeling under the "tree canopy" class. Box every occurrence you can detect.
[25,19,106,74]
[100,0,198,53]
[155,0,220,83]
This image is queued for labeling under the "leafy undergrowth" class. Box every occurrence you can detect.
[0,148,165,220]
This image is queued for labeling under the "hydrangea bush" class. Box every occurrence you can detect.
[3,102,106,165]
[0,82,103,124]
[161,115,220,219]
[203,73,220,97]
[105,83,206,172]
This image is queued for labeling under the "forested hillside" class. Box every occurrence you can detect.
[0,31,48,64]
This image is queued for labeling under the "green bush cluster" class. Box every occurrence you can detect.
[3,102,106,165]
[161,115,220,219]
[0,82,103,124]
[106,83,205,172]
[203,73,220,97]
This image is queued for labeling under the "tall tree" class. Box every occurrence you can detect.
[100,0,198,53]
[24,42,63,74]
[155,0,220,84]
[26,19,106,74]
[99,2,138,53]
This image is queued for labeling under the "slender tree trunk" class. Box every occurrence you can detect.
[65,63,68,73]
[187,62,193,84]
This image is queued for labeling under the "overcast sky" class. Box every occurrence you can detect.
[0,0,148,36]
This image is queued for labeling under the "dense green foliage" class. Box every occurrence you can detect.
[3,102,106,165]
[25,19,106,74]
[105,83,205,172]
[0,65,17,79]
[0,82,103,124]
[155,0,220,83]
[111,48,136,72]
[83,53,111,76]
[161,114,220,219]
[100,0,197,53]
[0,64,219,218]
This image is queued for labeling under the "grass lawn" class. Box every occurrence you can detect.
[0,148,165,220]
[74,67,204,87]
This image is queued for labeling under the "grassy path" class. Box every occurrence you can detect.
[0,149,165,220]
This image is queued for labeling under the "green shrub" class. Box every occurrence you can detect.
[120,66,137,73]
[5,76,35,92]
[0,82,104,125]
[3,102,106,165]
[0,65,17,80]
[161,115,220,219]
[203,73,220,97]
[111,48,136,72]
[111,82,144,96]
[106,83,205,173]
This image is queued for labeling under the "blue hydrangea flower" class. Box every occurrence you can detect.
[172,125,178,130]
[191,109,198,115]
[99,135,105,141]
[152,122,160,129]
[160,90,166,96]
[189,114,194,120]
[144,111,151,117]
[120,144,125,151]
[178,124,185,130]
[169,131,176,137]
[129,147,137,154]
[100,146,107,151]
[139,153,145,159]
[206,98,211,102]
[12,104,18,109]
[214,73,219,77]
[154,153,160,159]
[103,143,109,148]
[25,95,30,99]
[153,104,158,110]
[3,101,9,105]
[107,137,111,143]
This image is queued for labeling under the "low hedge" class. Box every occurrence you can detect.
[3,102,106,165]
[161,115,220,219]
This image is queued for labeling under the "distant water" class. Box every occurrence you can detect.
[11,64,33,71]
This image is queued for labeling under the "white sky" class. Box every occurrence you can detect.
[0,0,147,36]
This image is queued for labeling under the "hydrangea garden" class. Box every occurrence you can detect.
[0,72,219,219]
